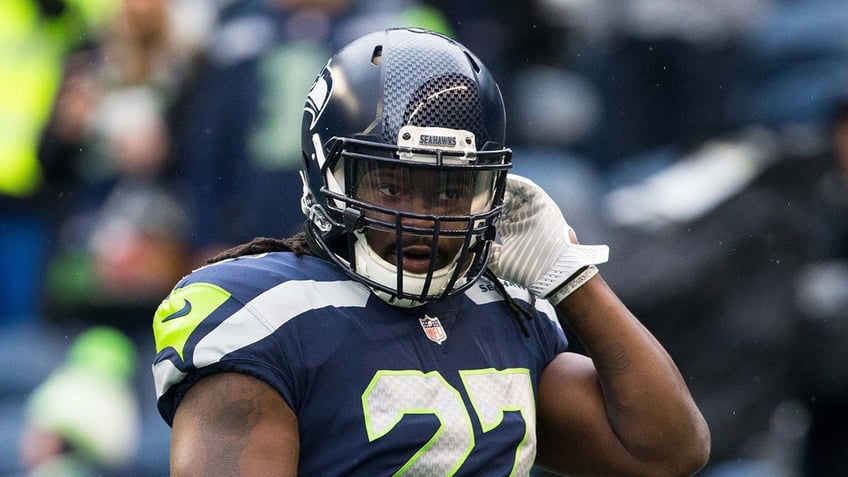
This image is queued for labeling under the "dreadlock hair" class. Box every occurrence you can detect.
[208,233,316,263]
[483,268,537,336]
[208,232,537,335]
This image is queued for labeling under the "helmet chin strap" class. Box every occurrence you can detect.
[352,231,462,308]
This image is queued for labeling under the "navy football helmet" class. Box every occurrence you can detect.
[300,28,512,307]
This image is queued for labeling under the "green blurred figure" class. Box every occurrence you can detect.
[18,326,140,476]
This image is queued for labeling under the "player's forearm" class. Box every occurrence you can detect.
[555,274,711,475]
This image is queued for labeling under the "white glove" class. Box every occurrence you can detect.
[489,174,609,301]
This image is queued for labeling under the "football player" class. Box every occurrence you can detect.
[153,28,709,476]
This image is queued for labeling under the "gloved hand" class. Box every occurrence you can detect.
[489,174,609,302]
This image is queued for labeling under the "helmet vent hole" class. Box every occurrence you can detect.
[371,46,383,65]
[464,52,480,73]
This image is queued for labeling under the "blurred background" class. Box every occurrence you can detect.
[1,0,846,475]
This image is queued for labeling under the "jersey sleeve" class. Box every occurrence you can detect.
[151,263,299,426]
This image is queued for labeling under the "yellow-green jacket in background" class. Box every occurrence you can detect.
[0,0,117,198]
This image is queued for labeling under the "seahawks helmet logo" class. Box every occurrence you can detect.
[304,60,334,131]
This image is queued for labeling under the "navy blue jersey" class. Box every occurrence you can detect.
[153,252,568,476]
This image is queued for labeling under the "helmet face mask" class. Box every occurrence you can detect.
[301,28,512,307]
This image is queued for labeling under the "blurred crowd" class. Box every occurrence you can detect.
[1,0,847,475]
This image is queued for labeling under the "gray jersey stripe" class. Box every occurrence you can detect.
[154,279,369,398]
[194,279,370,366]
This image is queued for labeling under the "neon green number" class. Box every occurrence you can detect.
[362,371,474,476]
[460,369,536,476]
[361,369,535,476]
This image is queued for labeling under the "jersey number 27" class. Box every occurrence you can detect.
[362,368,535,476]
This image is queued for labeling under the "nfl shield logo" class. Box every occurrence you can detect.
[419,314,447,345]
